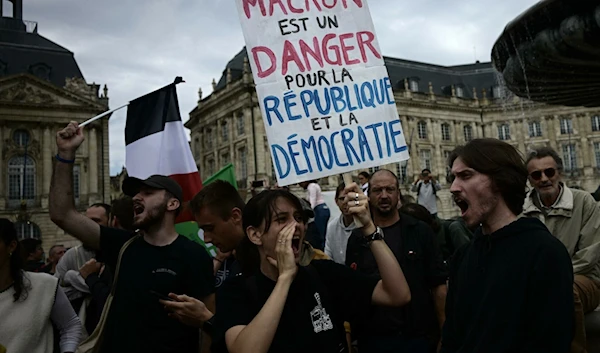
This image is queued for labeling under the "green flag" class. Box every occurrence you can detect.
[175,164,237,256]
[203,163,237,189]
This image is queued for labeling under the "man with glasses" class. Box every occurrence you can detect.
[346,169,447,353]
[523,146,600,353]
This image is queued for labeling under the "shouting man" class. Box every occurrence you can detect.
[441,139,574,353]
[49,121,215,353]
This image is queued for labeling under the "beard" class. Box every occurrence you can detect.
[133,200,168,231]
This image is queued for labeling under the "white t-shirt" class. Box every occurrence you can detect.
[307,183,325,209]
[417,181,440,214]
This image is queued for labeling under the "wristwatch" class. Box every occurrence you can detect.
[365,226,384,244]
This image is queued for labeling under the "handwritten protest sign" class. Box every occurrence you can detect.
[236,0,410,186]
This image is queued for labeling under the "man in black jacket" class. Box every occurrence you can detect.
[346,169,447,353]
[441,139,574,353]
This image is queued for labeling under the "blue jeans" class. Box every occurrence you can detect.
[312,204,330,251]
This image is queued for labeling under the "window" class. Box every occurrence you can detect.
[562,144,577,171]
[221,121,229,142]
[441,123,451,141]
[463,125,473,142]
[8,156,35,202]
[236,112,245,136]
[13,129,30,146]
[592,115,600,132]
[29,63,51,81]
[396,162,408,184]
[207,159,215,176]
[498,124,510,141]
[238,147,248,179]
[410,80,419,92]
[595,142,600,169]
[443,150,452,164]
[73,165,80,205]
[528,121,542,137]
[194,137,200,156]
[418,121,428,139]
[444,150,452,177]
[560,118,573,135]
[492,86,503,98]
[419,149,432,171]
[205,129,213,149]
[455,86,464,98]
[221,152,230,166]
[369,166,380,174]
[15,221,41,240]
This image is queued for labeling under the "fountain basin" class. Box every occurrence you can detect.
[492,1,600,107]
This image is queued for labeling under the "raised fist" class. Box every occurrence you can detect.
[56,121,85,160]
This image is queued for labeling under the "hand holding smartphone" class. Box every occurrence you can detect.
[150,290,175,302]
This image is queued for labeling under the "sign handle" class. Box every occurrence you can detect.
[342,173,363,228]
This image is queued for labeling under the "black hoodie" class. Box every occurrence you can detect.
[441,217,574,353]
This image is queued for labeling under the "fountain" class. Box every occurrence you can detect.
[492,2,600,351]
[491,1,600,107]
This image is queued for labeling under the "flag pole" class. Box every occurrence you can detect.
[79,103,129,127]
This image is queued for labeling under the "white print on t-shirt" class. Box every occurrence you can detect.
[310,292,333,333]
[152,268,177,276]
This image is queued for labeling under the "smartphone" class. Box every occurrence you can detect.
[149,290,174,302]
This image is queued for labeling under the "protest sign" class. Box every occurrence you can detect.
[236,0,410,186]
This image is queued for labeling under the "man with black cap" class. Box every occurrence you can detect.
[49,121,215,353]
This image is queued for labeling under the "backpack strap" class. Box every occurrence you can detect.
[76,233,140,353]
[110,234,140,295]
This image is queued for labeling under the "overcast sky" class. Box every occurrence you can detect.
[13,0,538,175]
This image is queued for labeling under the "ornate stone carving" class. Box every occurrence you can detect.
[2,138,41,159]
[0,82,58,104]
[64,77,97,101]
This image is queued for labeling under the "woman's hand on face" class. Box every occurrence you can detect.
[344,183,375,231]
[267,221,298,281]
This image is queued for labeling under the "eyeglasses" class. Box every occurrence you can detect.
[529,168,556,181]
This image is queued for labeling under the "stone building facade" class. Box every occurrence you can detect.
[0,6,111,251]
[186,48,600,219]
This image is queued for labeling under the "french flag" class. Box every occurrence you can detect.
[124,78,202,223]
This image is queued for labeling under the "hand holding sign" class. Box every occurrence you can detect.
[344,182,372,231]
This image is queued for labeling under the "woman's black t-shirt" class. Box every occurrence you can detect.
[213,260,379,353]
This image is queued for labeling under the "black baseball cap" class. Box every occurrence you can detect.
[122,175,183,203]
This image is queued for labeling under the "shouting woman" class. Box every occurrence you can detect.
[212,184,411,353]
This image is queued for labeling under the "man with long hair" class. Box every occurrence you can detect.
[441,139,574,353]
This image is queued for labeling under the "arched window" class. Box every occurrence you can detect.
[15,221,41,240]
[418,121,428,139]
[8,156,36,202]
[28,63,52,81]
[13,129,30,146]
[463,125,473,141]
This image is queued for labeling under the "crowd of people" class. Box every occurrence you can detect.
[0,121,599,353]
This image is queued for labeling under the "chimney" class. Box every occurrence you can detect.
[9,0,24,20]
